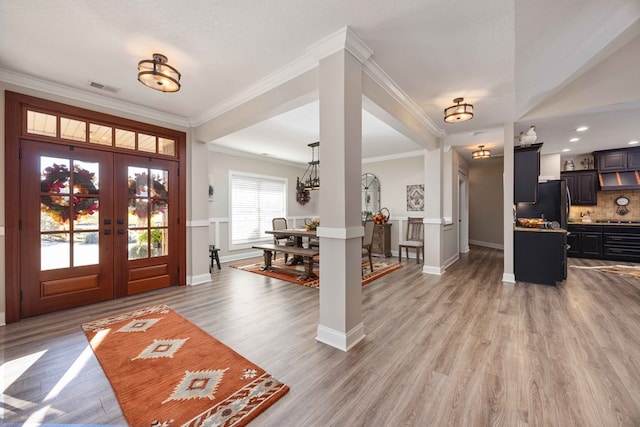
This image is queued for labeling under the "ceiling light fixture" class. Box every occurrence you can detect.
[575,126,589,132]
[297,142,320,191]
[629,140,639,145]
[570,137,580,142]
[444,97,474,123]
[562,148,571,152]
[138,53,181,92]
[471,145,491,159]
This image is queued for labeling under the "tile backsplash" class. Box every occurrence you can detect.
[569,189,640,221]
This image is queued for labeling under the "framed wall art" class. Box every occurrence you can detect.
[406,184,424,211]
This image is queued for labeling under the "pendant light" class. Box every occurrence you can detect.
[296,142,320,191]
[444,97,474,123]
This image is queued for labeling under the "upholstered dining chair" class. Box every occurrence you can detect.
[398,217,424,264]
[304,218,320,249]
[272,217,294,262]
[362,220,375,274]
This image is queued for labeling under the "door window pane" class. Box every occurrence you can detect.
[150,228,168,257]
[138,133,156,153]
[90,123,113,146]
[128,198,149,228]
[41,157,71,194]
[60,117,87,142]
[27,110,57,137]
[128,229,147,259]
[115,129,136,150]
[41,196,70,230]
[41,233,70,270]
[73,232,99,266]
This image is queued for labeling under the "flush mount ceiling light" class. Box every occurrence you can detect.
[472,145,491,159]
[137,53,181,92]
[444,97,474,123]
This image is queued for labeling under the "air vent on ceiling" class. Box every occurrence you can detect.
[89,81,120,94]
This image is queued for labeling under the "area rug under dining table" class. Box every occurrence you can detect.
[82,304,289,427]
[231,258,403,288]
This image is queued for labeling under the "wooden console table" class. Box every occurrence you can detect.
[372,223,392,257]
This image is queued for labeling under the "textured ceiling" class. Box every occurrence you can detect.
[1,0,639,163]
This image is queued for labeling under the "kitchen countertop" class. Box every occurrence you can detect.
[514,226,567,233]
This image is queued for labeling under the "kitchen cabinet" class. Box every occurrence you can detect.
[372,223,392,257]
[567,224,603,258]
[561,170,597,205]
[595,147,640,171]
[514,143,542,203]
[602,226,640,262]
[514,229,567,285]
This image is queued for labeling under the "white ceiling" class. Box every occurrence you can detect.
[1,1,639,164]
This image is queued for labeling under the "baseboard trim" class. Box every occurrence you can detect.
[0,312,5,326]
[502,273,516,283]
[188,273,212,286]
[316,322,366,352]
[422,265,444,275]
[469,239,504,250]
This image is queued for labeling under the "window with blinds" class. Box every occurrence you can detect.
[230,172,287,246]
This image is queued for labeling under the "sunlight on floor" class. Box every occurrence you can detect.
[1,350,47,391]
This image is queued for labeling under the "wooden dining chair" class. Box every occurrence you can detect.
[398,217,424,264]
[362,220,375,274]
[272,217,294,262]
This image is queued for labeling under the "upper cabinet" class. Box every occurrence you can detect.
[561,170,598,205]
[514,143,542,203]
[594,147,640,190]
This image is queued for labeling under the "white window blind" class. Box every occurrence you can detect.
[230,172,286,246]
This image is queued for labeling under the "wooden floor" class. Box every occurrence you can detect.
[3,246,640,426]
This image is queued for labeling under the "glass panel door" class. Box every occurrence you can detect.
[21,141,114,317]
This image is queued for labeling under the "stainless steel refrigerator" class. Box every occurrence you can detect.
[515,179,570,229]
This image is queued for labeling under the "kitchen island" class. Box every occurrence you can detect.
[514,226,568,285]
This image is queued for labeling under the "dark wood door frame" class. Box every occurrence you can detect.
[4,91,187,323]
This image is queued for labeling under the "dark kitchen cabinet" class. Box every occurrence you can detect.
[602,226,640,262]
[561,170,597,205]
[514,143,542,203]
[567,225,603,258]
[595,151,626,171]
[627,150,640,169]
[514,230,567,285]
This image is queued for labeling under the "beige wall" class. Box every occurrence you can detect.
[469,157,504,248]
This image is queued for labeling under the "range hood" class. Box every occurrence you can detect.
[598,171,640,190]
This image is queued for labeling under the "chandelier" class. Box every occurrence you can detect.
[472,145,491,159]
[444,97,474,123]
[137,53,181,93]
[297,142,320,191]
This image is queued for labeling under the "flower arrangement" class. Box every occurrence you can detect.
[305,218,320,231]
[128,172,169,218]
[372,207,390,224]
[40,163,99,224]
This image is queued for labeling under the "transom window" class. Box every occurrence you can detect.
[230,171,287,247]
[26,109,176,157]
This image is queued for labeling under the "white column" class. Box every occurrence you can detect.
[423,145,445,275]
[315,49,366,351]
[503,123,515,282]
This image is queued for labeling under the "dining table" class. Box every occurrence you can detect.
[264,228,317,265]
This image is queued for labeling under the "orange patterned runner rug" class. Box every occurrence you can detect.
[231,258,403,289]
[82,304,289,427]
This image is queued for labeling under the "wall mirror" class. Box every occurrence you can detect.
[362,173,380,220]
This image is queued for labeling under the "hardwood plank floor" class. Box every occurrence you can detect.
[3,246,640,426]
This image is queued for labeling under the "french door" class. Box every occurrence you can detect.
[20,141,179,317]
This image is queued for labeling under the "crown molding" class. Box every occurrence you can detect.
[362,61,445,139]
[207,143,305,168]
[0,68,190,128]
[362,149,425,164]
